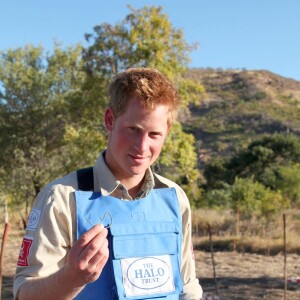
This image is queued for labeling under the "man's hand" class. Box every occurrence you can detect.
[17,224,109,300]
[64,224,109,287]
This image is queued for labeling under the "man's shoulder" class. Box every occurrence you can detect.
[154,173,186,196]
[154,173,179,188]
[39,170,79,198]
[29,170,80,216]
[154,173,190,212]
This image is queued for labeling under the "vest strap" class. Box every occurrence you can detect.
[76,166,94,191]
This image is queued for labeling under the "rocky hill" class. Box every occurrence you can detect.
[185,68,300,167]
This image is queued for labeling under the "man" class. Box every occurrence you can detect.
[14,68,203,299]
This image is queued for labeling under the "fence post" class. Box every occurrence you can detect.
[208,223,219,298]
[283,213,287,300]
[0,200,10,300]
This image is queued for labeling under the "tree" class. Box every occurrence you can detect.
[228,133,300,184]
[204,133,300,196]
[83,5,204,107]
[0,5,205,215]
[225,177,288,235]
[0,45,93,219]
[274,164,300,207]
[229,177,287,218]
[84,6,191,73]
[82,5,205,204]
[203,157,228,190]
[157,122,203,205]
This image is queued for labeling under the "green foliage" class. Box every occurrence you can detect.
[205,133,300,189]
[0,5,204,215]
[188,70,300,181]
[274,164,300,206]
[227,133,300,189]
[0,45,89,214]
[62,125,106,172]
[229,177,288,220]
[156,122,202,205]
[83,5,204,108]
[84,5,191,76]
[201,188,231,209]
[202,177,289,222]
[203,157,228,189]
[203,133,299,219]
[82,5,204,196]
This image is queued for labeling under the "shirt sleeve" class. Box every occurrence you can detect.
[176,187,203,300]
[13,182,75,299]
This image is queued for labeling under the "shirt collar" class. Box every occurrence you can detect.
[94,151,155,199]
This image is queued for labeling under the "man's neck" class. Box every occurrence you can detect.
[120,175,145,199]
[103,151,147,198]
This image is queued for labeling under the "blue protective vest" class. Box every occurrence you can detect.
[75,188,183,300]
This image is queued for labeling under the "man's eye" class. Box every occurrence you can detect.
[150,132,162,137]
[129,127,138,132]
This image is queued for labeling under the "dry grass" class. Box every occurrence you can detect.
[1,208,299,255]
[192,208,300,254]
[1,210,300,300]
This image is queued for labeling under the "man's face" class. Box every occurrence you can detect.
[105,96,170,182]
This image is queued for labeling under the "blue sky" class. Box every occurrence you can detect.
[1,0,299,80]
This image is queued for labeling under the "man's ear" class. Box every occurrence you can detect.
[167,125,172,135]
[166,122,172,135]
[104,108,115,131]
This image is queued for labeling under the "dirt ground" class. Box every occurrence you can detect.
[195,251,300,300]
[1,229,300,300]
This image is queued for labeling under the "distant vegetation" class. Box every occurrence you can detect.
[0,5,203,223]
[185,69,300,214]
[0,6,300,254]
[184,69,300,252]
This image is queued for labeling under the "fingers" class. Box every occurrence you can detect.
[80,228,109,264]
[65,224,109,285]
[91,238,109,275]
[76,224,108,250]
[77,234,109,283]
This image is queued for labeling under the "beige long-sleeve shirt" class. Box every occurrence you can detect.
[14,152,203,299]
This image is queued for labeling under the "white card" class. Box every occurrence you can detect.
[121,255,175,297]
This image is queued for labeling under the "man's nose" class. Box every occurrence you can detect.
[135,133,149,152]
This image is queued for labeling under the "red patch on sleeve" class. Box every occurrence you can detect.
[17,237,33,267]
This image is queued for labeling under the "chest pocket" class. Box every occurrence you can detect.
[110,222,183,300]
